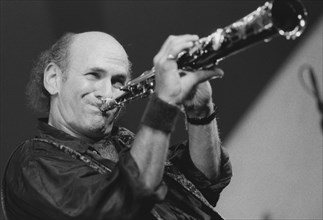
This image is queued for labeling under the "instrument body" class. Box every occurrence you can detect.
[100,0,307,112]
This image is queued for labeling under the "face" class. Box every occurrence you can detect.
[50,32,130,141]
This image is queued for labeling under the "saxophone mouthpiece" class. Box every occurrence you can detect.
[99,98,117,112]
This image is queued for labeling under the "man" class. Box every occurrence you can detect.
[2,31,232,219]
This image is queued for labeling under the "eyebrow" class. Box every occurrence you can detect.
[87,67,107,74]
[88,67,128,81]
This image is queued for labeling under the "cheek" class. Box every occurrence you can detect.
[65,76,93,96]
[61,79,93,111]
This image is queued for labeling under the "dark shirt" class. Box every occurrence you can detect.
[2,119,232,220]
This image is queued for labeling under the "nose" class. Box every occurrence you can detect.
[96,79,114,100]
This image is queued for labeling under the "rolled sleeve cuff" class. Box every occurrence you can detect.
[117,149,168,203]
[170,142,232,206]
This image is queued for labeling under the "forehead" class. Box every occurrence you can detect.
[68,33,130,76]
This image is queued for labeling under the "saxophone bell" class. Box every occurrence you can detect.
[271,0,307,39]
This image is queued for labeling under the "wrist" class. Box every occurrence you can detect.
[155,92,182,109]
[184,101,214,118]
[185,102,217,126]
[141,94,180,133]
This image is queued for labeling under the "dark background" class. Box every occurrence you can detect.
[0,1,322,219]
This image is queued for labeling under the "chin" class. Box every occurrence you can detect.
[80,110,115,136]
[87,118,113,136]
[82,125,111,141]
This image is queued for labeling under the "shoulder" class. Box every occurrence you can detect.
[15,138,67,158]
[7,139,42,164]
[3,138,96,190]
[3,139,45,188]
[6,138,82,174]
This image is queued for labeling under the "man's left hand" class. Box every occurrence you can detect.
[183,68,224,118]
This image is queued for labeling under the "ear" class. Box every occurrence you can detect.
[43,63,63,95]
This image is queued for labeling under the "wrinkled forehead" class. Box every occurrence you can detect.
[68,32,131,75]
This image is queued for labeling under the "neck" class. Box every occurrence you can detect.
[48,111,107,144]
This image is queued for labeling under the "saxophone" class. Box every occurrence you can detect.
[100,0,307,112]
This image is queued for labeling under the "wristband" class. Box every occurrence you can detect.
[186,105,217,125]
[141,94,180,133]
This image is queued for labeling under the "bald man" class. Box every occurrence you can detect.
[2,32,232,220]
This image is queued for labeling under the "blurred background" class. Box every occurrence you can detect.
[1,1,322,219]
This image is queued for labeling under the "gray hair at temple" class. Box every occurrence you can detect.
[26,32,76,113]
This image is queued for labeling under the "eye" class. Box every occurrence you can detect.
[112,80,125,89]
[111,76,126,88]
[85,72,100,80]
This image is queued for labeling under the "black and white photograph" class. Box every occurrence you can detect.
[0,1,322,219]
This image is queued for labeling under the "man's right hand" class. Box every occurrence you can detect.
[153,34,221,107]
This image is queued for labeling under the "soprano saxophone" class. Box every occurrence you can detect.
[100,0,307,112]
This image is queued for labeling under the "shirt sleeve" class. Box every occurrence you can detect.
[4,139,166,220]
[168,141,232,206]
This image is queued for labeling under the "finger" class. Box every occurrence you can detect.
[155,41,195,64]
[181,68,224,85]
[210,67,224,80]
[166,41,194,59]
[154,37,199,73]
[163,34,198,50]
[158,34,199,59]
[194,68,224,83]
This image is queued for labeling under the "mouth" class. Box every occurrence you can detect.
[88,99,118,117]
[95,104,116,118]
[99,97,117,112]
[101,109,113,117]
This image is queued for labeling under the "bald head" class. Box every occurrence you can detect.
[67,32,130,74]
[72,32,127,57]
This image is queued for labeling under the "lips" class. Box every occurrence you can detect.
[85,99,116,117]
[92,103,116,116]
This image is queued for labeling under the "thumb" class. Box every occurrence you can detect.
[194,67,224,83]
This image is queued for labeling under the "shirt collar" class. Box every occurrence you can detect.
[36,118,119,153]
